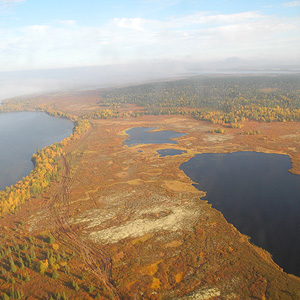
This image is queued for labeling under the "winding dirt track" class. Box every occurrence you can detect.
[48,152,121,299]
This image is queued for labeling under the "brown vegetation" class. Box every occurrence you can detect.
[1,75,300,299]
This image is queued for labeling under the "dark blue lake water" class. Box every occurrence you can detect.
[180,151,300,277]
[124,127,186,146]
[0,112,73,191]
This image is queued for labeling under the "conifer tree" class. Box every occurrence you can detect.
[52,269,59,279]
[9,257,17,273]
[2,292,10,300]
[18,257,25,269]
[24,272,31,282]
[88,284,95,293]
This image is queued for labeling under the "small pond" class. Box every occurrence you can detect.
[0,112,73,190]
[180,151,300,277]
[124,127,186,146]
[157,149,187,157]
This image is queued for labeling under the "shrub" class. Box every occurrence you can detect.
[47,233,56,244]
[88,284,95,293]
[52,269,60,279]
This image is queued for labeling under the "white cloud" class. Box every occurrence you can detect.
[113,11,265,33]
[0,10,299,71]
[26,25,49,32]
[169,11,263,27]
[0,0,25,11]
[281,1,300,7]
[114,18,146,31]
[0,0,25,7]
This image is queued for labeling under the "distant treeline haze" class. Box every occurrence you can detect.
[102,74,300,124]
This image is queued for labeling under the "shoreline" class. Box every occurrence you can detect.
[1,92,300,297]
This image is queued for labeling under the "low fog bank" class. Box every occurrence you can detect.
[1,60,299,102]
[0,61,189,102]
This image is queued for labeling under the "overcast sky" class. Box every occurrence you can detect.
[0,0,299,72]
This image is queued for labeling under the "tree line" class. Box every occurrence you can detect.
[0,119,90,216]
[101,74,300,124]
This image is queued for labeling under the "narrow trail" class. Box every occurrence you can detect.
[48,143,121,299]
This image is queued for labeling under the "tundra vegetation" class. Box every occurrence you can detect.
[1,74,300,299]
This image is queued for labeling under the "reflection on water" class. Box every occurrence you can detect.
[180,151,300,276]
[124,127,186,146]
[0,112,73,190]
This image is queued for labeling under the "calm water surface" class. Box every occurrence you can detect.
[0,112,73,190]
[124,127,186,146]
[157,149,187,157]
[180,152,300,276]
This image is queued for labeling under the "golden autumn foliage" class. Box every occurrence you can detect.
[82,109,119,120]
[102,74,300,124]
[0,118,90,216]
[39,259,49,274]
[0,143,63,215]
[209,128,226,134]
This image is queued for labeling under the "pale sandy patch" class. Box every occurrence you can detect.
[89,205,201,244]
[115,171,129,178]
[203,134,233,142]
[177,287,221,299]
[127,179,144,185]
[281,133,300,139]
[165,240,183,248]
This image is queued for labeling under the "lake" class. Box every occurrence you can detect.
[124,127,186,146]
[180,151,300,277]
[157,149,187,157]
[0,112,73,191]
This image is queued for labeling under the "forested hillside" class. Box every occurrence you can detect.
[102,74,300,124]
